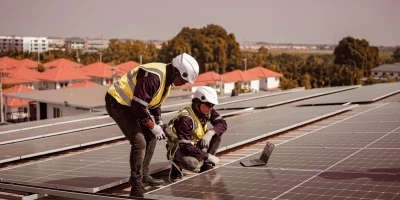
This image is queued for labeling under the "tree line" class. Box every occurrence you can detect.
[1,24,399,89]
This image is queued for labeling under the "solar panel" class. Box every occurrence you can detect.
[295,82,400,106]
[216,85,360,110]
[147,102,400,200]
[161,88,304,112]
[0,142,169,193]
[0,125,124,164]
[0,111,108,134]
[0,104,356,193]
[0,117,115,145]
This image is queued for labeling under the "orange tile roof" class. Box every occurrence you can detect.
[196,71,221,84]
[0,56,19,70]
[222,70,261,82]
[37,65,91,82]
[246,66,283,78]
[62,80,100,89]
[115,69,126,77]
[2,66,41,84]
[116,61,140,73]
[16,59,39,69]
[43,58,83,69]
[3,85,37,107]
[80,62,113,78]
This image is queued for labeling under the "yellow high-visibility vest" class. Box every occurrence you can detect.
[107,63,171,109]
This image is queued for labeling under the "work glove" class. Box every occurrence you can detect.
[151,124,166,140]
[200,130,215,149]
[206,153,219,165]
[155,119,163,126]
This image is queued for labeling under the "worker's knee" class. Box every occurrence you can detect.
[183,157,199,171]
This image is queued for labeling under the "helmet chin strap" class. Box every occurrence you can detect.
[169,64,177,85]
[193,99,202,113]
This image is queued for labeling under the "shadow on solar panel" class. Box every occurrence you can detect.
[318,167,400,182]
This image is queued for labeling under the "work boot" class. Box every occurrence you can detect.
[129,186,145,197]
[143,176,165,186]
[170,165,183,181]
[199,163,214,173]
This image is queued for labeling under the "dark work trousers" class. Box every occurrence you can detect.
[174,134,222,171]
[105,94,157,190]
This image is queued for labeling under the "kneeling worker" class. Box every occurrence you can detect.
[166,86,228,180]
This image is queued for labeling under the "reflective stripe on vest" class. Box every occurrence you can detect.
[113,70,138,106]
[109,63,168,107]
[168,105,209,146]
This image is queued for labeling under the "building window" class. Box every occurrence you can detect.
[53,107,62,118]
[390,73,394,76]
[374,72,378,75]
[275,77,279,81]
[106,78,113,85]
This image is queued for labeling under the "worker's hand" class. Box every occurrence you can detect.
[200,130,215,149]
[151,124,166,140]
[206,153,219,165]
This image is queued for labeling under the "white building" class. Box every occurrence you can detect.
[65,37,86,51]
[0,36,48,52]
[246,67,283,91]
[371,63,400,80]
[222,70,261,94]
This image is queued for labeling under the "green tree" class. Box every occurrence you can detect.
[158,24,242,73]
[301,73,312,89]
[333,36,379,76]
[37,63,45,72]
[393,47,400,62]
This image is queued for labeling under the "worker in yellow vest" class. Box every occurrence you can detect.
[166,86,227,181]
[105,53,199,197]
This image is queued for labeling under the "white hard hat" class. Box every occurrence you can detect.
[193,86,219,105]
[172,53,199,84]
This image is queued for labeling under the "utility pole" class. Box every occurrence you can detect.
[243,57,247,71]
[0,71,10,123]
[139,55,142,64]
[100,33,103,62]
[76,50,80,63]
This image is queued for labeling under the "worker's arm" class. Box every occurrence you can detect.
[130,69,160,129]
[174,116,208,161]
[149,107,161,122]
[209,109,228,137]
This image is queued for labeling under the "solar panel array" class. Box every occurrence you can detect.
[0,111,108,134]
[295,82,400,106]
[0,117,114,145]
[160,87,305,112]
[0,105,355,192]
[148,102,400,200]
[216,85,359,110]
[1,83,399,199]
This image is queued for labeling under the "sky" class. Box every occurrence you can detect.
[0,0,399,46]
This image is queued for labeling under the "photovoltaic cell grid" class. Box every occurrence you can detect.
[295,82,400,106]
[148,102,400,200]
[0,142,169,193]
[0,108,254,164]
[160,88,304,112]
[216,85,360,110]
[0,125,124,164]
[0,111,108,134]
[0,117,115,145]
[0,105,356,193]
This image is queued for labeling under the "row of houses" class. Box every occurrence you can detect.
[0,56,284,123]
[371,62,400,80]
